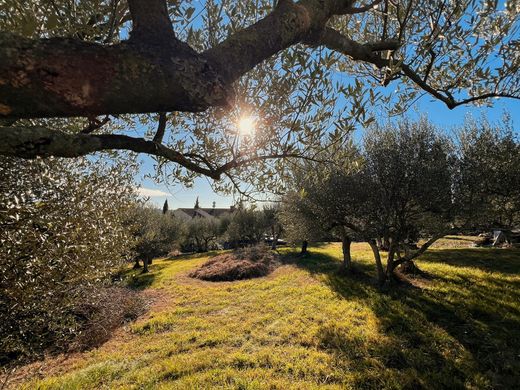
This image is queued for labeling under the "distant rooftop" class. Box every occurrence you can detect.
[173,206,235,220]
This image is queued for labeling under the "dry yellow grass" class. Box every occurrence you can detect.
[8,240,520,389]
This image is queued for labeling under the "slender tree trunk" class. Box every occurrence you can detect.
[386,243,396,279]
[382,234,391,251]
[133,258,141,269]
[368,240,385,286]
[301,240,308,255]
[271,227,277,250]
[340,233,352,272]
[142,257,149,273]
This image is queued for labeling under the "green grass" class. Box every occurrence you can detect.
[17,241,520,389]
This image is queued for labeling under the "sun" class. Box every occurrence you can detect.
[237,115,255,136]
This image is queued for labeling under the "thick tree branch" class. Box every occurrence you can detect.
[204,0,356,84]
[127,0,174,42]
[0,32,229,119]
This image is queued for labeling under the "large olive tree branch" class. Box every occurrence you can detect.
[0,0,519,180]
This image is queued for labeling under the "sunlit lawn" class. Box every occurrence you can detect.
[17,240,520,389]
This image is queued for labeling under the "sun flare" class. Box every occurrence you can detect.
[237,115,255,136]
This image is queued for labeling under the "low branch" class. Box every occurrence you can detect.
[393,233,446,267]
[0,125,220,179]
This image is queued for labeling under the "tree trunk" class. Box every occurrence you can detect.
[340,233,352,272]
[368,240,386,286]
[386,243,396,279]
[271,227,277,250]
[301,240,308,255]
[381,234,391,251]
[142,257,149,273]
[399,259,421,274]
[133,259,141,269]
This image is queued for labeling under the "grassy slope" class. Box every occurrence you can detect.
[18,241,520,389]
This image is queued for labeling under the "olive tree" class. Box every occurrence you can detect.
[183,217,221,252]
[454,117,520,233]
[225,207,269,247]
[0,156,138,362]
[281,157,386,277]
[132,206,185,272]
[1,0,519,193]
[361,119,455,278]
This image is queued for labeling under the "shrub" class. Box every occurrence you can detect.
[70,286,145,351]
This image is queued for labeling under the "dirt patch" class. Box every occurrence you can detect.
[189,245,280,282]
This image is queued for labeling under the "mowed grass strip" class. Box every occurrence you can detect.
[17,241,520,389]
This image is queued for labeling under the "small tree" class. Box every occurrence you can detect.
[225,208,268,248]
[162,199,169,215]
[454,117,520,234]
[183,217,220,252]
[362,119,454,279]
[132,206,184,272]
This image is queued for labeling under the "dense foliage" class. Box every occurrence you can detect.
[281,117,519,284]
[0,156,138,363]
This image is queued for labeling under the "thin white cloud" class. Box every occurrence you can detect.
[137,187,171,198]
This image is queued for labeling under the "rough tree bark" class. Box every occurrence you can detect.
[368,239,385,285]
[340,231,352,272]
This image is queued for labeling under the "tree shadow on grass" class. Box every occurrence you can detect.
[421,248,520,274]
[124,262,170,290]
[287,247,520,388]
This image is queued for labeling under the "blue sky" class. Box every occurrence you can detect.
[136,1,520,209]
[138,94,519,209]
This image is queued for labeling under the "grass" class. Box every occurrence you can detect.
[11,241,520,389]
